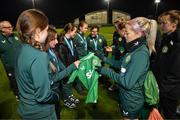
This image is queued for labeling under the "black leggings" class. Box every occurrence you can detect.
[160,95,179,119]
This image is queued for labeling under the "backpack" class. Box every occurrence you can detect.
[144,70,159,106]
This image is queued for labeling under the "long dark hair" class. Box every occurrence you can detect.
[16,9,49,51]
[58,23,76,43]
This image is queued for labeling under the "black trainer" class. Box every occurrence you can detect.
[68,95,80,104]
[64,99,76,109]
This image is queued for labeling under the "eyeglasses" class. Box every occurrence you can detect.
[2,26,13,29]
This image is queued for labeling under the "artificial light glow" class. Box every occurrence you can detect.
[155,0,160,3]
[105,0,109,2]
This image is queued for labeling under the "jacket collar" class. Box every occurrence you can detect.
[163,28,180,43]
[125,37,146,52]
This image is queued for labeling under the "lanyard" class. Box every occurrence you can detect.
[64,37,74,56]
[77,33,87,50]
[93,39,98,50]
[48,49,60,71]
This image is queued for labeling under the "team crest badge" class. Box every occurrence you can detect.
[99,39,102,43]
[125,55,131,63]
[15,36,19,40]
[92,59,98,66]
[80,65,85,70]
[162,46,168,53]
[1,40,6,43]
[119,37,122,42]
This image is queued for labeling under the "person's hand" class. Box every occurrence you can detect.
[49,61,57,73]
[74,60,80,68]
[94,50,104,60]
[105,46,112,52]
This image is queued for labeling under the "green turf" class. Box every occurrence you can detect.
[0,26,123,119]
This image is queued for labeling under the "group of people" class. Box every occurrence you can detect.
[0,8,180,119]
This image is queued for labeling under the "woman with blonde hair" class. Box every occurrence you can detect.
[156,10,180,119]
[95,17,157,119]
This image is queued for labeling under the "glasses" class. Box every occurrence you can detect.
[2,26,13,29]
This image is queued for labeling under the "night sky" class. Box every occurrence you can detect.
[0,0,179,27]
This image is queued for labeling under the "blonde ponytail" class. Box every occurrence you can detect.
[129,17,157,55]
[146,20,157,55]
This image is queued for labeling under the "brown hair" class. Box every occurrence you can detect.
[158,10,180,28]
[64,23,76,33]
[16,9,49,51]
[58,23,76,42]
[78,21,88,31]
[90,25,99,32]
[44,25,57,51]
[114,17,127,30]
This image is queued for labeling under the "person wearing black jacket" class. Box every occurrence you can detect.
[57,23,81,105]
[156,10,180,119]
[105,18,127,91]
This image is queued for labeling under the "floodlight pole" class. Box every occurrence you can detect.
[154,0,160,18]
[105,0,110,24]
[32,0,36,9]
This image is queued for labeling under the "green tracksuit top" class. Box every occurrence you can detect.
[74,32,88,58]
[15,44,61,119]
[68,52,101,103]
[86,34,107,56]
[99,38,149,117]
[0,33,20,71]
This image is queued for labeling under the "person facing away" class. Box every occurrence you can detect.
[74,21,89,58]
[95,17,157,119]
[15,9,79,119]
[86,25,108,57]
[155,10,180,119]
[0,20,21,99]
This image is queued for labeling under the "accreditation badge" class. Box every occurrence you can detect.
[162,46,168,53]
[125,54,131,64]
[99,39,102,43]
